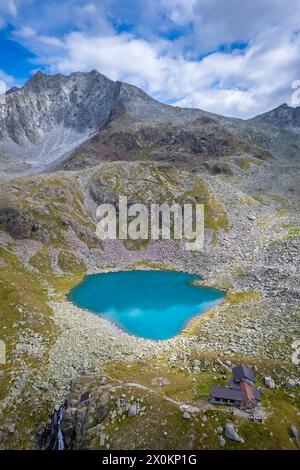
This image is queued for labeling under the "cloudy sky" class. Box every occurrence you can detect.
[0,0,300,117]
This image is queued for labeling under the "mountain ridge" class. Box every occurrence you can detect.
[251,102,300,130]
[0,70,299,179]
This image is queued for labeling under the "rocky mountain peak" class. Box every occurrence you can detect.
[0,70,299,180]
[252,103,300,130]
[0,70,121,177]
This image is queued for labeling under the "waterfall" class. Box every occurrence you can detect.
[54,406,65,450]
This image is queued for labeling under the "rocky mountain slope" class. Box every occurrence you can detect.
[0,71,118,178]
[0,71,299,450]
[1,70,290,179]
[252,103,300,131]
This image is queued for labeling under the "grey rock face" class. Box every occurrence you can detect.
[0,70,119,177]
[0,206,47,240]
[252,103,300,131]
[1,69,287,180]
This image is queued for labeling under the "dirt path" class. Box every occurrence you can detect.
[103,377,253,417]
[104,377,268,422]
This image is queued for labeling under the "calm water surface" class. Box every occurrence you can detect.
[68,270,224,340]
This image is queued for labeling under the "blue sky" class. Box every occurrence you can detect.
[0,0,300,117]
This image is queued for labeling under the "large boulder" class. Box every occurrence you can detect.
[264,376,276,388]
[224,423,244,443]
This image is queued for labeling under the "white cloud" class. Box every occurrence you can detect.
[2,0,300,117]
[46,32,166,87]
[160,0,198,25]
[159,0,300,53]
[4,0,17,16]
[0,69,16,94]
[39,35,64,47]
[0,0,17,29]
[16,26,36,38]
[0,80,6,94]
[35,25,300,118]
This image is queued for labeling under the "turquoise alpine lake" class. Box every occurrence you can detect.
[68,270,225,340]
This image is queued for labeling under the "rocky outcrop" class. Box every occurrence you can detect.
[0,71,120,177]
[0,206,47,240]
[251,103,300,131]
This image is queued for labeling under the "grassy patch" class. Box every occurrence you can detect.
[236,158,252,170]
[185,177,229,231]
[237,195,257,206]
[226,291,263,304]
[0,244,57,447]
[88,361,300,450]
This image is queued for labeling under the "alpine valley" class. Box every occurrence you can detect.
[0,70,299,450]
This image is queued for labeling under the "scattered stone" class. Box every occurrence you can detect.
[150,377,170,387]
[191,359,200,367]
[8,424,15,434]
[218,435,226,446]
[285,379,299,388]
[99,377,108,386]
[128,404,137,417]
[217,426,223,434]
[291,339,300,350]
[182,412,191,419]
[291,348,300,366]
[99,434,106,447]
[264,376,276,389]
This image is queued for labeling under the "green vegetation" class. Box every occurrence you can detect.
[286,228,300,238]
[138,144,157,161]
[0,244,57,448]
[0,161,298,450]
[185,177,229,231]
[226,291,263,304]
[57,250,85,273]
[92,360,300,450]
[236,158,252,170]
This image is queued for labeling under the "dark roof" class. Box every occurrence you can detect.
[211,386,244,401]
[232,364,254,383]
[227,378,242,389]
